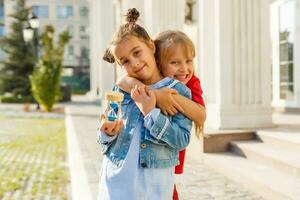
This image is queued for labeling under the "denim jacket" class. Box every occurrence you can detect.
[98,78,192,168]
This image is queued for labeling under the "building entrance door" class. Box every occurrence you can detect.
[271,0,300,109]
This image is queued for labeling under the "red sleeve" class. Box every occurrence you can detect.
[186,76,205,107]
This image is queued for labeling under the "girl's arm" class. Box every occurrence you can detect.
[117,76,185,114]
[116,75,205,125]
[144,84,193,151]
[155,89,206,125]
[116,75,144,93]
[173,94,206,125]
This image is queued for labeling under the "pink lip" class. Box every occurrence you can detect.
[134,65,145,73]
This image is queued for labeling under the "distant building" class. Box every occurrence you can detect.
[89,0,300,129]
[2,0,90,93]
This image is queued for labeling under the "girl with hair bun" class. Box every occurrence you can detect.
[98,8,192,200]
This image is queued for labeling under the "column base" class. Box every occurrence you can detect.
[205,104,274,129]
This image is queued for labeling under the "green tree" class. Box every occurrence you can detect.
[30,25,70,112]
[0,0,35,97]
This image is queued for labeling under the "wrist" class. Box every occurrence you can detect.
[142,106,155,116]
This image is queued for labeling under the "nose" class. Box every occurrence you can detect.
[132,59,140,68]
[179,63,188,73]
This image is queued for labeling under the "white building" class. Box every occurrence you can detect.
[2,0,90,74]
[84,0,300,129]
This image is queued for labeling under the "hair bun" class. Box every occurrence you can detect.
[125,8,140,23]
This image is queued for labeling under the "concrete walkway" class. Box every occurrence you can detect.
[66,96,265,200]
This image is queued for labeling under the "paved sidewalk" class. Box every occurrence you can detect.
[66,96,264,200]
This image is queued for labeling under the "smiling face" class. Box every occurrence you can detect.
[112,36,162,85]
[160,44,194,84]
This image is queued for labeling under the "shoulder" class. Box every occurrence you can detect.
[186,75,200,87]
[186,75,202,92]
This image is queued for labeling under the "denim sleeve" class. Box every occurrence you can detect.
[144,108,160,129]
[145,85,193,151]
[97,129,117,154]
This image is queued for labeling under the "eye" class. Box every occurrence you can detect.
[122,59,129,66]
[170,60,178,65]
[133,50,141,56]
[187,59,193,63]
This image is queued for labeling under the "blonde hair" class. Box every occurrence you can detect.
[154,30,195,71]
[154,30,205,138]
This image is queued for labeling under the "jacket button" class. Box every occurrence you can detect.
[140,143,147,149]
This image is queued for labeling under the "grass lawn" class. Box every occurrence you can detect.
[0,116,70,199]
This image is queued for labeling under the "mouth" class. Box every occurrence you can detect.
[174,74,189,81]
[134,65,145,73]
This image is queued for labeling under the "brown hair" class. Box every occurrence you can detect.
[103,8,152,64]
[154,31,205,138]
[154,30,195,71]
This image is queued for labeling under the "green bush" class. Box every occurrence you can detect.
[30,26,70,112]
[30,60,62,110]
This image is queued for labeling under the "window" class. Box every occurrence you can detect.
[68,45,74,56]
[62,68,74,77]
[79,6,89,17]
[32,5,49,18]
[67,25,74,37]
[80,47,89,59]
[278,0,295,100]
[79,25,89,39]
[0,25,4,37]
[57,6,73,19]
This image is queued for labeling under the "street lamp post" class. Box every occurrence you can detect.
[23,12,40,109]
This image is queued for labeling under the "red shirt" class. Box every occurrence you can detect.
[175,75,205,174]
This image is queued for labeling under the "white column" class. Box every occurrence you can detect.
[296,0,300,106]
[89,0,115,99]
[143,0,185,36]
[199,0,273,129]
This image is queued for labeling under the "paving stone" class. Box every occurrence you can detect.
[0,101,266,199]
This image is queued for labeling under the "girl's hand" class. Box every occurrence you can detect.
[99,114,123,136]
[154,88,184,116]
[131,85,156,116]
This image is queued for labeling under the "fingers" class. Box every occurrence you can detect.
[173,100,184,113]
[147,89,155,99]
[99,114,105,121]
[169,88,178,95]
[131,85,139,100]
[138,85,147,96]
[100,120,121,136]
[111,120,123,134]
[161,88,178,95]
[166,107,177,116]
[162,110,168,116]
[131,85,151,100]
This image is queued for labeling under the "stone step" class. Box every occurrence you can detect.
[256,128,300,151]
[230,140,300,178]
[203,152,300,200]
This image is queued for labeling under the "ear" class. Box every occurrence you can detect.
[148,40,156,54]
